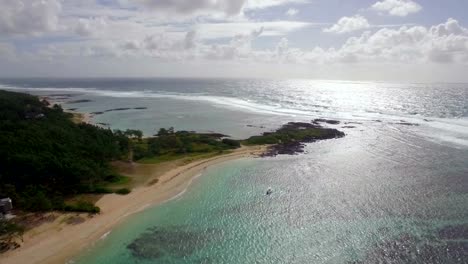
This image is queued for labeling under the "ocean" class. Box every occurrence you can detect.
[1,78,467,263]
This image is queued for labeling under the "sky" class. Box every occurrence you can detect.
[1,0,468,82]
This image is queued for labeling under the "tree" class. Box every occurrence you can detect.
[157,128,168,136]
[124,129,143,140]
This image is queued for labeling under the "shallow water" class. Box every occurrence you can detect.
[1,78,467,263]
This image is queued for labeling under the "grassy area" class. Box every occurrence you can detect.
[103,173,131,186]
[132,129,239,164]
[137,150,230,164]
[98,174,132,192]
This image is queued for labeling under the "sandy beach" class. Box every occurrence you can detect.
[0,145,266,264]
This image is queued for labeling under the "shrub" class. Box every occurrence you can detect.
[115,188,131,195]
[19,186,53,212]
[221,138,241,148]
[64,201,100,214]
[87,186,113,194]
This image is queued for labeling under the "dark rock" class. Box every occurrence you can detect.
[438,224,468,240]
[46,94,77,98]
[313,118,341,125]
[342,126,356,129]
[282,122,322,129]
[345,122,363,125]
[107,107,132,111]
[395,121,420,126]
[89,107,147,115]
[68,99,92,104]
[127,226,221,260]
[260,122,345,157]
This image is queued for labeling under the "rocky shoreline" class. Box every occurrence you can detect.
[255,121,345,157]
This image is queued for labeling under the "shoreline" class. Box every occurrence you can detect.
[0,145,267,264]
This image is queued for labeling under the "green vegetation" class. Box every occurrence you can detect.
[131,127,240,163]
[103,174,131,185]
[0,90,243,214]
[0,90,131,212]
[64,200,100,214]
[0,91,345,219]
[115,188,131,195]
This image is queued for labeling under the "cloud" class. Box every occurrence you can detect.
[195,21,312,39]
[27,18,468,68]
[202,30,259,60]
[323,15,370,34]
[74,17,108,37]
[184,31,198,49]
[130,0,305,17]
[323,18,468,64]
[0,42,15,60]
[132,0,246,16]
[0,0,62,36]
[245,0,307,10]
[286,8,299,17]
[371,0,422,17]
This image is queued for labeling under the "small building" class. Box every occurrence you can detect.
[0,198,13,217]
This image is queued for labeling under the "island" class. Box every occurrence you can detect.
[0,90,345,264]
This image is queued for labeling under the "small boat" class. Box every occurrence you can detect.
[266,188,273,195]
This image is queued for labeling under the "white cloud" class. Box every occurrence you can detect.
[130,0,305,17]
[371,0,422,17]
[74,17,108,37]
[0,42,15,60]
[132,0,246,16]
[202,28,264,60]
[184,31,198,49]
[286,8,299,17]
[245,0,307,10]
[323,15,370,34]
[195,21,312,39]
[322,18,468,64]
[24,18,468,68]
[0,0,62,36]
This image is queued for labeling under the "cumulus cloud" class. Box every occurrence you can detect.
[30,18,468,68]
[129,0,306,17]
[323,15,370,34]
[202,28,264,60]
[245,0,307,10]
[371,0,422,17]
[132,0,246,16]
[184,31,198,49]
[286,8,299,17]
[322,18,468,64]
[195,21,311,39]
[0,0,62,36]
[74,17,108,37]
